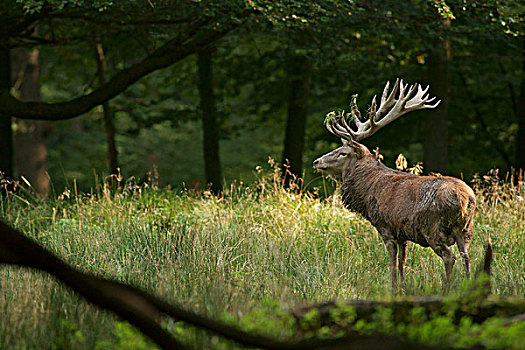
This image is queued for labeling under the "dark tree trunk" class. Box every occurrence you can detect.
[0,48,13,180]
[282,54,312,189]
[94,38,119,176]
[516,41,525,176]
[517,90,525,176]
[13,48,50,197]
[197,50,222,194]
[423,37,450,174]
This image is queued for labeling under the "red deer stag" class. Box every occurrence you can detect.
[313,79,476,291]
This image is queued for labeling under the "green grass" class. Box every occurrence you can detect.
[0,168,524,349]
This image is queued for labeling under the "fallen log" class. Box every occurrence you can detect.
[292,296,525,329]
[292,241,524,346]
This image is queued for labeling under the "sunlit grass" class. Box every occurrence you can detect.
[0,167,524,348]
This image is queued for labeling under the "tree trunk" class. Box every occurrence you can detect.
[517,88,525,177]
[94,38,119,176]
[423,37,450,174]
[197,50,222,194]
[0,48,13,181]
[13,48,50,198]
[515,41,525,176]
[282,53,312,189]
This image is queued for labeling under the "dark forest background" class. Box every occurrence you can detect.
[1,0,524,196]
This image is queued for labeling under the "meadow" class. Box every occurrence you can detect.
[0,167,524,349]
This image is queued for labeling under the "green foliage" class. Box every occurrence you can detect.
[5,0,522,189]
[95,322,157,350]
[51,319,86,350]
[300,286,525,349]
[329,303,357,329]
[431,0,456,20]
[14,0,114,14]
[1,171,524,348]
[236,297,296,338]
[354,307,396,335]
[1,2,525,347]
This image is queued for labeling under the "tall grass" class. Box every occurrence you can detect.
[0,166,524,349]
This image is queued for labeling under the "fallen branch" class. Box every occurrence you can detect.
[292,296,525,329]
[292,242,525,332]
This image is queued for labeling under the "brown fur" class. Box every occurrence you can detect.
[314,141,476,290]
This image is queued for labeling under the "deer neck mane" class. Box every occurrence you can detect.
[340,156,401,218]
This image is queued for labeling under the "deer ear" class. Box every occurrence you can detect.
[341,138,350,147]
[350,140,369,158]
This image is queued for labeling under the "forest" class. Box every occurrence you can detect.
[0,0,523,194]
[0,1,524,349]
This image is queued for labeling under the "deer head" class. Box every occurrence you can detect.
[312,139,369,178]
[313,78,440,176]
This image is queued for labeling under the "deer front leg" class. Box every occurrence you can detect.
[384,240,398,292]
[398,241,409,291]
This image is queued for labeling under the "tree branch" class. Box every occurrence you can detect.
[0,18,236,121]
[50,12,196,27]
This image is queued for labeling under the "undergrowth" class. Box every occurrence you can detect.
[0,163,524,349]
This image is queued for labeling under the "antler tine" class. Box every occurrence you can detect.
[368,95,377,120]
[340,110,355,132]
[325,112,354,140]
[349,94,369,130]
[398,82,419,111]
[405,82,418,100]
[422,84,441,108]
[350,94,380,140]
[406,84,441,109]
[363,78,442,136]
[399,79,406,96]
[380,80,390,105]
[339,109,365,140]
[422,86,440,106]
[325,106,372,142]
[374,80,441,129]
[325,117,339,137]
[333,118,351,135]
[367,94,378,131]
[377,78,399,119]
[399,79,417,100]
[425,98,441,108]
[404,84,426,108]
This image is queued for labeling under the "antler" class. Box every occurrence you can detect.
[325,78,441,141]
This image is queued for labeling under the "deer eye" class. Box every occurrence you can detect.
[338,152,347,157]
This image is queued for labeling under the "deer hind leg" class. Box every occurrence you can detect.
[454,227,471,278]
[430,242,456,289]
[384,240,399,292]
[398,241,409,291]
